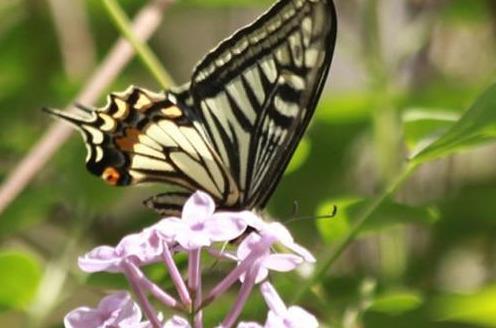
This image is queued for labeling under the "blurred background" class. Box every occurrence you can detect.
[1,0,496,327]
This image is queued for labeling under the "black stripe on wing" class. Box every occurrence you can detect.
[187,0,337,209]
[144,191,192,217]
[45,86,237,210]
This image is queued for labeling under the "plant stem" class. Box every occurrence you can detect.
[292,162,418,303]
[123,261,162,328]
[223,263,259,328]
[188,249,203,328]
[102,0,175,89]
[162,242,192,307]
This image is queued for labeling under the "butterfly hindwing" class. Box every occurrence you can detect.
[45,86,236,206]
[144,191,193,217]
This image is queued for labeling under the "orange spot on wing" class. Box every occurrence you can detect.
[102,167,120,185]
[115,128,141,152]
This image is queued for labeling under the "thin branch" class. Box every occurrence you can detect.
[47,0,96,80]
[103,0,175,88]
[0,0,174,217]
[291,162,418,303]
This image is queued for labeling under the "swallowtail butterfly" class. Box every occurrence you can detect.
[46,0,337,216]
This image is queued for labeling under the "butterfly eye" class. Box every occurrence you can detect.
[102,167,121,185]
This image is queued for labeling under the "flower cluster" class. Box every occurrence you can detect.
[65,191,318,328]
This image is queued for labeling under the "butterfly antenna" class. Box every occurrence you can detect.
[285,204,338,225]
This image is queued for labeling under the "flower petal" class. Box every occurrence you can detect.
[115,230,163,265]
[64,307,101,328]
[262,254,303,272]
[236,322,263,328]
[284,242,316,263]
[164,315,191,328]
[100,292,142,326]
[98,291,133,313]
[237,211,265,230]
[286,306,319,327]
[182,191,216,224]
[152,217,187,240]
[259,222,316,263]
[78,246,121,273]
[176,230,212,250]
[207,213,247,241]
[254,265,269,284]
[64,292,143,328]
[261,223,293,245]
[237,233,270,260]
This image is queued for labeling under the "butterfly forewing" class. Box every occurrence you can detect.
[46,0,336,214]
[187,0,337,208]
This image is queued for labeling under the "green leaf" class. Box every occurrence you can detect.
[403,107,460,152]
[402,107,461,163]
[0,251,42,310]
[316,197,439,243]
[369,290,423,315]
[411,83,496,163]
[432,285,496,327]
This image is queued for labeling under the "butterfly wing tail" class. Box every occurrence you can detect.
[42,107,94,128]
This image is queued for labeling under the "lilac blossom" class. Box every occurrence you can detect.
[66,191,319,328]
[261,282,319,328]
[236,323,263,328]
[164,316,192,328]
[64,292,150,328]
[248,221,316,263]
[236,233,303,284]
[78,228,163,273]
[152,191,248,250]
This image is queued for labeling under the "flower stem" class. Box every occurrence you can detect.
[201,236,272,309]
[102,0,175,89]
[122,260,162,328]
[162,242,192,308]
[260,282,286,315]
[222,262,260,328]
[125,261,181,309]
[292,162,418,303]
[188,249,203,328]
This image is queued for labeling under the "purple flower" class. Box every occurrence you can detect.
[163,315,191,328]
[254,222,316,263]
[153,191,248,250]
[261,282,318,328]
[78,229,163,273]
[237,233,304,284]
[64,292,149,328]
[236,323,263,328]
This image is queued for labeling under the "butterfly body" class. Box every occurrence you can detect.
[46,0,337,216]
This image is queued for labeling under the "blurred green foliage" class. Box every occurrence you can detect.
[1,0,496,327]
[0,251,41,310]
